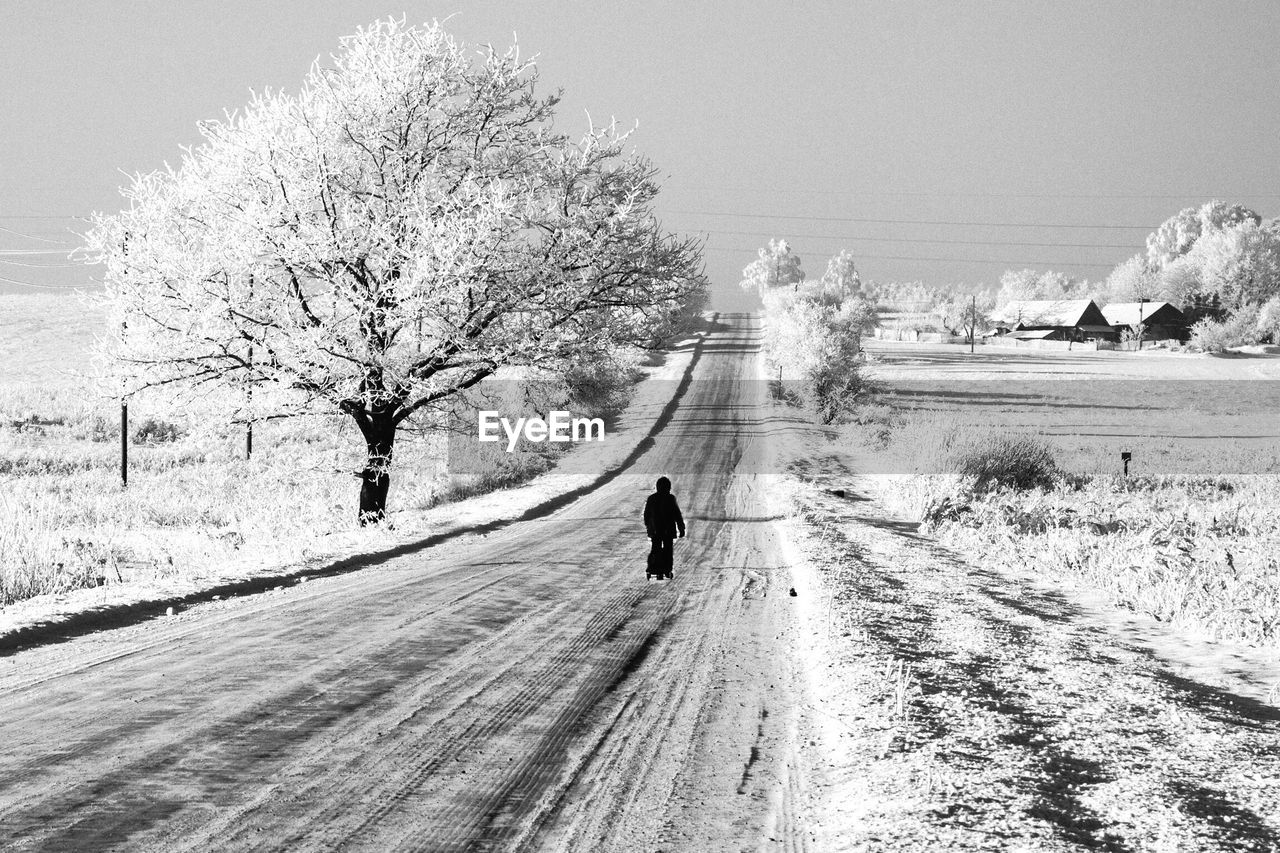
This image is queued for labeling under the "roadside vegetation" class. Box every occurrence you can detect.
[751,196,1280,655]
[840,411,1280,651]
[0,344,659,608]
[743,241,874,423]
[2,17,709,610]
[743,218,1280,651]
[754,200,1280,353]
[85,18,705,526]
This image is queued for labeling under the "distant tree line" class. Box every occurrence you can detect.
[746,198,1280,352]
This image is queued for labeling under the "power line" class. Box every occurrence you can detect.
[667,210,1156,230]
[0,259,81,268]
[688,228,1138,250]
[671,185,1280,200]
[699,246,1116,269]
[0,224,74,245]
[0,273,89,290]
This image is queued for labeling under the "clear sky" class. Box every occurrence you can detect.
[2,1,1278,308]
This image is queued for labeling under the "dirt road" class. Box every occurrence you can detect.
[784,447,1280,852]
[0,314,813,852]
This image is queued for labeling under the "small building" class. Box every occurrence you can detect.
[992,299,1113,342]
[1101,301,1188,342]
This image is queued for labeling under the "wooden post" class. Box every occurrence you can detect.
[246,275,254,459]
[246,340,254,461]
[120,319,128,487]
[246,375,253,461]
[120,398,128,487]
[970,293,976,354]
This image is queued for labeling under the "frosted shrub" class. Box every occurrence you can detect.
[1257,295,1280,344]
[932,475,1280,648]
[758,287,869,424]
[892,419,1058,492]
[1188,305,1261,352]
[562,348,643,421]
[948,433,1059,492]
[132,418,184,444]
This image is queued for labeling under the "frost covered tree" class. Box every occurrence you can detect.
[962,293,995,342]
[1145,201,1260,269]
[812,249,861,305]
[1102,255,1163,303]
[760,271,868,424]
[934,291,993,339]
[873,280,932,310]
[996,269,1081,305]
[794,250,873,323]
[995,270,1041,304]
[1158,256,1206,309]
[85,19,705,523]
[1183,219,1280,309]
[1258,295,1280,344]
[740,238,804,296]
[1141,217,1280,311]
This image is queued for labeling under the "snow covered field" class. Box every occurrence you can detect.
[3,307,1279,850]
[769,337,1280,848]
[0,294,699,639]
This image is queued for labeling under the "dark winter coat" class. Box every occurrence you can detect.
[644,492,686,541]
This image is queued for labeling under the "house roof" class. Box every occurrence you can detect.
[994,299,1107,328]
[1101,301,1185,327]
[1008,329,1057,339]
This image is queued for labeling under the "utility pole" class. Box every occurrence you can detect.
[246,275,254,460]
[1137,299,1145,351]
[245,344,253,460]
[120,322,128,487]
[120,395,128,487]
[970,293,976,354]
[118,238,131,488]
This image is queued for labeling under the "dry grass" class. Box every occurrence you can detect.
[0,294,658,608]
[864,415,1280,649]
[888,418,1059,491]
[0,293,667,609]
[931,475,1280,648]
[0,378,579,607]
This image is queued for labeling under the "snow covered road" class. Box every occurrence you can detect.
[0,313,814,851]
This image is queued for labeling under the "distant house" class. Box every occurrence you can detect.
[992,299,1113,342]
[1101,301,1188,342]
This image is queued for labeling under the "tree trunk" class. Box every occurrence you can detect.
[357,414,397,526]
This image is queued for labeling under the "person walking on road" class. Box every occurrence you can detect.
[644,476,686,579]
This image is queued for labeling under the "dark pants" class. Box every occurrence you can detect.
[649,537,674,572]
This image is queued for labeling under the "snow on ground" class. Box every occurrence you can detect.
[764,339,1280,848]
[776,427,1280,851]
[864,339,1280,381]
[0,312,817,851]
[0,321,710,648]
[0,294,105,383]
